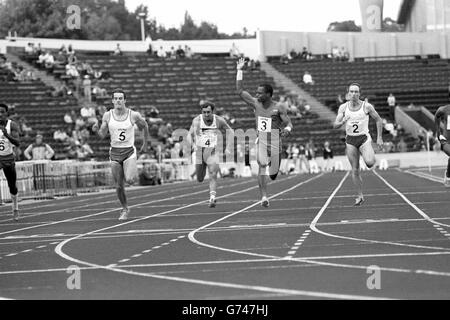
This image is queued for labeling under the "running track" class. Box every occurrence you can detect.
[0,168,449,300]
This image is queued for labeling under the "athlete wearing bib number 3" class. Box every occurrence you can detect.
[236,58,293,207]
[188,101,233,208]
[93,89,149,220]
[434,104,450,187]
[334,83,383,206]
[0,103,21,221]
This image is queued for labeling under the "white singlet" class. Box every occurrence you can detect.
[345,102,369,136]
[108,109,135,148]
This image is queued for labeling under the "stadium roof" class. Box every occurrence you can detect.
[397,0,415,24]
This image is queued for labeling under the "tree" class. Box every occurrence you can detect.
[327,20,362,32]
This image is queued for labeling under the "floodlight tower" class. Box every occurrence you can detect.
[138,12,147,41]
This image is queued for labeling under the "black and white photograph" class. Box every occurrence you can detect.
[0,0,450,308]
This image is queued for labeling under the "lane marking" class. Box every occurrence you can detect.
[374,170,450,229]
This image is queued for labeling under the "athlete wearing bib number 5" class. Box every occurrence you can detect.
[236,58,293,207]
[434,104,450,187]
[188,101,233,208]
[0,103,21,221]
[93,89,149,220]
[334,83,383,206]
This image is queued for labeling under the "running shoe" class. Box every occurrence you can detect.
[13,209,19,222]
[261,197,270,208]
[444,171,450,188]
[354,196,365,206]
[119,208,129,221]
[208,197,216,208]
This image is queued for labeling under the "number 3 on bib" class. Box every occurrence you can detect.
[258,116,272,133]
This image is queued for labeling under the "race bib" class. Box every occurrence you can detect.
[447,115,450,130]
[196,133,217,148]
[348,120,362,135]
[258,116,272,133]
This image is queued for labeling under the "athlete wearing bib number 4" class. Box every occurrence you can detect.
[93,89,149,220]
[0,103,20,221]
[334,83,383,206]
[188,101,233,208]
[236,58,293,207]
[434,105,450,187]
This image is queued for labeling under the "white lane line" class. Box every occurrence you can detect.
[403,169,444,183]
[285,229,312,258]
[131,254,142,258]
[152,246,161,249]
[309,172,450,251]
[21,249,33,253]
[5,253,17,257]
[0,178,256,237]
[118,259,130,263]
[374,170,450,228]
[142,250,152,253]
[54,175,382,300]
[36,245,47,249]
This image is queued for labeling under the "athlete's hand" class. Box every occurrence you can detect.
[236,57,246,70]
[280,128,291,138]
[139,141,148,154]
[92,120,99,132]
[376,137,384,149]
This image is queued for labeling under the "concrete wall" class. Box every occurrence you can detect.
[2,36,259,59]
[257,30,450,60]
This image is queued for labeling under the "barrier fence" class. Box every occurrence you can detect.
[0,159,193,203]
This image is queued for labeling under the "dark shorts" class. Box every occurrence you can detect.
[0,154,15,169]
[346,135,369,149]
[110,146,136,165]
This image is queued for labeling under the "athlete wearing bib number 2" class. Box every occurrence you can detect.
[334,83,383,206]
[236,58,293,208]
[434,104,450,187]
[188,101,233,208]
[93,89,149,220]
[0,103,21,221]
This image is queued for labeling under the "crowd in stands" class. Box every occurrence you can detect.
[276,92,311,118]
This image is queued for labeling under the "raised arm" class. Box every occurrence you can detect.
[367,103,384,148]
[132,111,149,153]
[236,57,257,109]
[333,104,348,129]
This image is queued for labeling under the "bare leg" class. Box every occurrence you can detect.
[111,162,127,210]
[346,144,364,204]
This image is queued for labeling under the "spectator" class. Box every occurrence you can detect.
[80,103,97,126]
[34,43,43,56]
[341,47,350,61]
[280,54,289,65]
[43,51,54,70]
[67,44,75,56]
[396,136,408,152]
[229,43,241,58]
[24,134,55,160]
[66,63,79,78]
[53,127,69,142]
[76,139,94,160]
[303,71,314,85]
[25,43,34,55]
[139,162,161,185]
[322,141,334,172]
[175,45,185,59]
[114,43,123,56]
[82,75,92,102]
[169,46,176,59]
[331,46,340,61]
[387,93,396,120]
[300,47,312,60]
[184,45,193,58]
[157,46,166,58]
[19,116,33,137]
[147,106,163,125]
[146,44,153,56]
